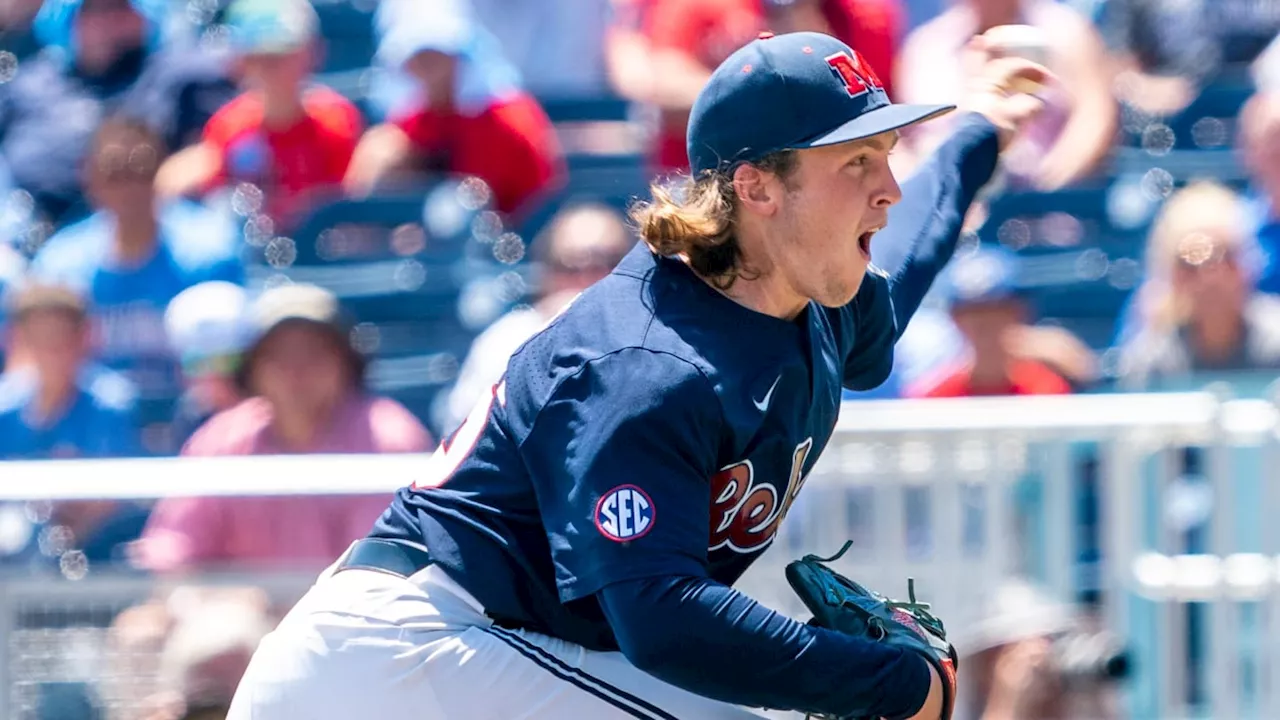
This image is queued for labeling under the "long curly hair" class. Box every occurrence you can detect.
[628,151,798,290]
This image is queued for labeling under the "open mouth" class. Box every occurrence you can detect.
[857,228,879,258]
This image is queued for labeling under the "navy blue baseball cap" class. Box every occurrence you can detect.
[687,31,954,174]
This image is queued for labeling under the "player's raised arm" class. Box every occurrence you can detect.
[517,348,938,719]
[834,47,1051,390]
[864,50,1053,340]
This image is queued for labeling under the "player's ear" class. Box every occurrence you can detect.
[731,163,779,215]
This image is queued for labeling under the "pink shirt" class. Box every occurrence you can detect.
[136,394,432,573]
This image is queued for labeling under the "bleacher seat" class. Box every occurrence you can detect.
[247,181,532,437]
[310,0,377,74]
[977,184,1150,350]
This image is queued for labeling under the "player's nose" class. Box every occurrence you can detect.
[871,170,902,209]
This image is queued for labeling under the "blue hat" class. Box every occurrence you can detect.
[942,246,1024,307]
[687,31,953,174]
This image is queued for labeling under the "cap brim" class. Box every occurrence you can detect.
[795,102,955,149]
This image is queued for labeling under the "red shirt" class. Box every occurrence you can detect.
[392,92,565,217]
[908,359,1073,398]
[204,86,362,229]
[644,0,904,172]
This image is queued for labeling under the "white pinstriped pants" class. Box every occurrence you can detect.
[226,546,773,719]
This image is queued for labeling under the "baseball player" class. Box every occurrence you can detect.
[229,31,1048,720]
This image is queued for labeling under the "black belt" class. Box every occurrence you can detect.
[336,538,435,579]
[336,537,528,631]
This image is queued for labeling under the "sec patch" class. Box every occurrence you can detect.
[595,485,654,542]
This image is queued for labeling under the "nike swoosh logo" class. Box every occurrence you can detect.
[754,375,781,412]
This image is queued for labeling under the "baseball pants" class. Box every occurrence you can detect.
[226,545,772,719]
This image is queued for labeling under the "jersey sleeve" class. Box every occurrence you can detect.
[833,270,897,391]
[517,348,722,602]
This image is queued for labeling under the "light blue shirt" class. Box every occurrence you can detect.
[0,366,141,459]
[28,200,243,401]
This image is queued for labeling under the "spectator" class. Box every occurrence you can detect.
[154,0,363,233]
[134,283,433,573]
[0,241,24,369]
[1239,91,1280,295]
[0,0,43,59]
[955,579,1126,720]
[466,0,616,100]
[895,0,1116,191]
[346,0,564,219]
[0,283,141,458]
[28,116,243,449]
[1255,33,1280,93]
[0,284,149,573]
[604,0,655,103]
[2,0,234,227]
[163,281,252,444]
[440,202,634,431]
[643,0,905,175]
[906,247,1080,398]
[111,587,275,720]
[1095,0,1280,116]
[1119,181,1280,388]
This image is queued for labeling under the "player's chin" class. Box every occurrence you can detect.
[815,267,868,308]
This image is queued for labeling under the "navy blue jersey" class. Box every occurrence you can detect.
[373,113,1000,659]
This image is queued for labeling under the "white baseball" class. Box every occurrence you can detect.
[981,24,1050,94]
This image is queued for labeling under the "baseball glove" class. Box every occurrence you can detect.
[785,541,958,720]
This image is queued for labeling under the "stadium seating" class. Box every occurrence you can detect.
[244,181,532,438]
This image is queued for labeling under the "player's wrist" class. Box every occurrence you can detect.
[902,663,943,720]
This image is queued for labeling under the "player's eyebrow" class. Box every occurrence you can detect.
[864,131,901,152]
[845,131,900,154]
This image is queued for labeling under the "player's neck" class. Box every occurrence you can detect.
[702,228,808,321]
[712,273,808,322]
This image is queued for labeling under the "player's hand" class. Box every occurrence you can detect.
[959,32,1055,151]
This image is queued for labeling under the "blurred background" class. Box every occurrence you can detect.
[0,0,1279,717]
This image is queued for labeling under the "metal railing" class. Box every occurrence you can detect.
[0,390,1278,719]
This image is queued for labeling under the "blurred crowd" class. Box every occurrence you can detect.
[0,0,1278,716]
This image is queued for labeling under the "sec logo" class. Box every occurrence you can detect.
[595,485,654,542]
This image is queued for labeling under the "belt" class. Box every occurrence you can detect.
[335,537,527,631]
[336,538,435,579]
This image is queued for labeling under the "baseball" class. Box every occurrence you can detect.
[982,24,1050,94]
